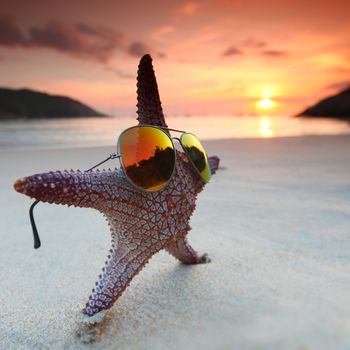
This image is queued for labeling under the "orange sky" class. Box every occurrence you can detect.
[0,0,349,116]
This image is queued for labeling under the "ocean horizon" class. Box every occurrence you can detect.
[0,115,349,151]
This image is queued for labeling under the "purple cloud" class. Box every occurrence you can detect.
[128,41,165,59]
[128,42,150,57]
[0,15,162,63]
[261,50,287,57]
[222,46,243,57]
[0,15,26,47]
[222,41,287,59]
[28,21,126,62]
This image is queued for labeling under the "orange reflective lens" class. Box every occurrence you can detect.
[118,126,175,191]
[180,133,211,183]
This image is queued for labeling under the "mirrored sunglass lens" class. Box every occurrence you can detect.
[181,133,211,183]
[119,126,175,191]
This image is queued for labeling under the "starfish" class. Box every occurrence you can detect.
[14,54,220,317]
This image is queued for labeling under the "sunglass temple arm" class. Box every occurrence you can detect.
[159,126,186,134]
[30,200,41,249]
[85,152,120,171]
[29,152,120,249]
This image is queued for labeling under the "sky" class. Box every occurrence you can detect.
[0,0,349,116]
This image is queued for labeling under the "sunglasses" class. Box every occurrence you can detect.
[115,125,211,191]
[29,125,211,248]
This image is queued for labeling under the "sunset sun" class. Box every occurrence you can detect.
[257,98,276,110]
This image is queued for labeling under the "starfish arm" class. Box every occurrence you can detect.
[83,230,161,316]
[14,169,123,210]
[208,155,220,174]
[136,54,167,128]
[166,236,210,264]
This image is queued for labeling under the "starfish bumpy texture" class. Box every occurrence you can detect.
[14,55,220,317]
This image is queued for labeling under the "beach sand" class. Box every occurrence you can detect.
[1,135,350,349]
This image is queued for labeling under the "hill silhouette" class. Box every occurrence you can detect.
[298,87,350,120]
[0,88,105,119]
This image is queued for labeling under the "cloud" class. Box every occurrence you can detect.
[158,52,166,58]
[222,38,268,58]
[128,42,165,59]
[222,41,287,59]
[128,42,151,57]
[0,15,162,63]
[241,38,266,48]
[0,15,26,46]
[325,80,350,91]
[222,46,243,57]
[261,50,287,57]
[28,21,126,63]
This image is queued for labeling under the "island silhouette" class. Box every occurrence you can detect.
[298,86,350,120]
[0,87,105,119]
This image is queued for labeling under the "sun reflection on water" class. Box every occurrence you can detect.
[259,116,275,138]
[1,115,350,150]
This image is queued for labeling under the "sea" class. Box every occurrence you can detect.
[0,115,349,151]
